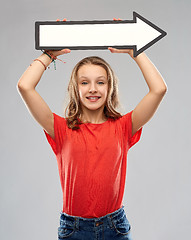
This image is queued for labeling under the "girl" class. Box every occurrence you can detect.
[17,45,167,239]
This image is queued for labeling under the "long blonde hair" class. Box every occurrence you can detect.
[64,56,123,130]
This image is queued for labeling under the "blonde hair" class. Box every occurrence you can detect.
[64,56,123,130]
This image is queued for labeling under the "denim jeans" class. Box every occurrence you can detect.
[58,205,133,240]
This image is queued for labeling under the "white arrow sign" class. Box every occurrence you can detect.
[35,12,167,57]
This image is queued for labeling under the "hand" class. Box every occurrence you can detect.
[108,47,134,58]
[108,18,135,58]
[46,49,71,57]
[45,18,71,57]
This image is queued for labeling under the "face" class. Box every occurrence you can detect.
[77,64,108,112]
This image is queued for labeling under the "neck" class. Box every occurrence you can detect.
[80,107,107,124]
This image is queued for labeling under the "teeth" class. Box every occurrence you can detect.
[88,97,99,99]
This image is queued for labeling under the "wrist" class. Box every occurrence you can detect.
[32,53,52,70]
[42,50,57,61]
[133,52,145,62]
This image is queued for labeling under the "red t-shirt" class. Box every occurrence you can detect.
[44,110,143,218]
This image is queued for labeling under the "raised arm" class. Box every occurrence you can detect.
[17,49,71,139]
[108,47,168,136]
[131,52,167,135]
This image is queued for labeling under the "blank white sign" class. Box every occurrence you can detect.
[35,12,167,57]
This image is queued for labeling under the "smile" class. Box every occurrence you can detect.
[86,97,101,102]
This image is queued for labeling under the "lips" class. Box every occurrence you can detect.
[86,96,101,102]
[86,96,101,99]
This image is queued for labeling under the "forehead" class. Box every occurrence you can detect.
[77,64,107,77]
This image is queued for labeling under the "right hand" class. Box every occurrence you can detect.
[46,49,71,57]
[45,18,71,57]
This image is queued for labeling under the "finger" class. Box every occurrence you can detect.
[58,49,71,54]
[56,18,67,22]
[113,18,122,21]
[108,47,114,51]
[108,47,118,53]
[108,47,118,51]
[108,47,117,51]
[108,47,126,53]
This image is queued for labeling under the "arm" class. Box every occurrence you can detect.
[17,49,71,139]
[108,48,168,136]
[131,52,167,135]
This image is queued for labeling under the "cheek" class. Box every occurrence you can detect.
[102,86,108,98]
[78,87,85,99]
[78,91,83,99]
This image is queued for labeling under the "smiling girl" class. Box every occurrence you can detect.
[17,43,167,239]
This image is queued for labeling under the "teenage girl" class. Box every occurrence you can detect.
[17,42,167,239]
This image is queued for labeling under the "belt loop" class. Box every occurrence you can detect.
[107,214,114,228]
[74,217,79,230]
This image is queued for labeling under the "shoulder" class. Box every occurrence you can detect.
[53,113,66,121]
[52,113,67,129]
[118,110,133,123]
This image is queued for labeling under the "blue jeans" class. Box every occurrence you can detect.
[58,205,133,240]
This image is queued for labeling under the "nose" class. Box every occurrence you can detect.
[89,83,97,93]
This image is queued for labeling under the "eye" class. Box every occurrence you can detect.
[82,82,88,85]
[98,81,104,84]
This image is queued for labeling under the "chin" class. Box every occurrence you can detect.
[83,103,105,111]
[87,106,103,111]
[80,98,107,111]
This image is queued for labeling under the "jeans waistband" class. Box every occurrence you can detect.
[59,205,126,230]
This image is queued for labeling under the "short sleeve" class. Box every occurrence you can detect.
[120,110,143,149]
[43,113,67,155]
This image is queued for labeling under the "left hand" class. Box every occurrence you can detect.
[108,18,135,59]
[108,47,134,58]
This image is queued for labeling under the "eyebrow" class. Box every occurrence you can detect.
[79,76,106,79]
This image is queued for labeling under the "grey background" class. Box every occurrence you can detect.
[1,0,190,239]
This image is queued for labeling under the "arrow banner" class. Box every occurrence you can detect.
[35,12,167,57]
